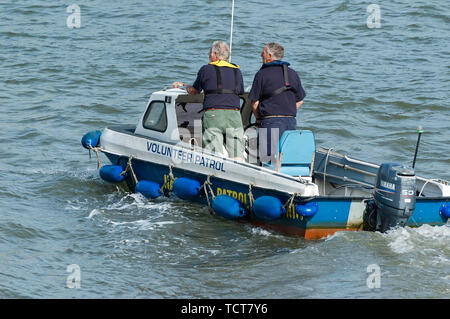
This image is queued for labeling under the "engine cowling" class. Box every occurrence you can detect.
[372,162,416,232]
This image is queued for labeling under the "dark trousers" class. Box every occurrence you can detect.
[259,117,296,161]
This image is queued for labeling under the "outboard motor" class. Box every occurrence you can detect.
[370,162,416,232]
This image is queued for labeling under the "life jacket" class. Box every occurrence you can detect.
[204,60,240,96]
[259,62,298,101]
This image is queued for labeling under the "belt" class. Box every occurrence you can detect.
[205,108,240,111]
[261,115,295,119]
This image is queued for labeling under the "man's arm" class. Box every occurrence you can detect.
[251,100,261,125]
[293,70,305,110]
[249,72,261,119]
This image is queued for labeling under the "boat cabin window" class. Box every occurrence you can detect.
[143,101,168,132]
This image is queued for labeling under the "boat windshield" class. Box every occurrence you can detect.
[143,100,168,132]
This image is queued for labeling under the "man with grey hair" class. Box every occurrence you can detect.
[249,42,306,163]
[173,41,245,161]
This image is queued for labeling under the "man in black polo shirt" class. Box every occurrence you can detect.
[249,42,306,163]
[173,41,245,161]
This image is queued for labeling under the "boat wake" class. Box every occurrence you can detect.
[384,223,450,255]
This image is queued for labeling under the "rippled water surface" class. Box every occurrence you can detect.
[0,0,449,298]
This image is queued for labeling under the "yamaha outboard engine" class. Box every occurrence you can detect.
[365,163,416,232]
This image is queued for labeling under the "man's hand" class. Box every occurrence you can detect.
[172,82,199,95]
[172,82,184,89]
[251,100,261,127]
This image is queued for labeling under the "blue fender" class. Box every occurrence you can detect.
[99,165,126,183]
[81,130,102,149]
[440,203,450,219]
[173,177,201,200]
[212,195,246,220]
[252,196,286,220]
[136,180,161,199]
[295,202,318,217]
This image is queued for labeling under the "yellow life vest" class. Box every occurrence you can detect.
[205,60,240,95]
[209,60,240,69]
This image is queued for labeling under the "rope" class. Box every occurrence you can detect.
[89,146,103,169]
[120,155,138,185]
[206,175,215,200]
[200,175,215,199]
[202,183,212,212]
[159,164,175,194]
[200,175,215,214]
[283,192,301,211]
[418,178,440,197]
[248,184,255,209]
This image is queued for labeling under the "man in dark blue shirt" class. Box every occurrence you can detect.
[249,42,306,163]
[173,41,245,160]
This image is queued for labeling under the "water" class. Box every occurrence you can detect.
[0,0,449,298]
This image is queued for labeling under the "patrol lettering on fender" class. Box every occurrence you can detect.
[216,187,248,207]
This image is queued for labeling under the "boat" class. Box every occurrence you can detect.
[81,88,450,239]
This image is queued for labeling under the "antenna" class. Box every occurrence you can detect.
[229,0,235,62]
[412,125,423,169]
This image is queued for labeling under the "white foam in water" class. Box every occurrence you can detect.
[128,192,147,205]
[385,224,450,254]
[87,209,102,219]
[66,200,84,211]
[109,219,177,231]
[110,192,177,214]
[247,226,274,237]
[207,249,220,256]
[324,230,348,241]
[246,226,288,240]
[413,223,450,240]
[433,255,450,266]
[386,227,414,254]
